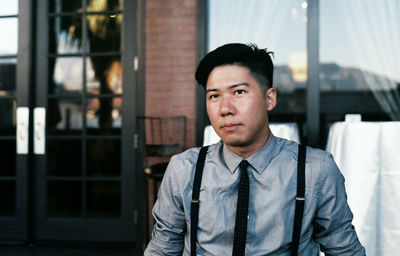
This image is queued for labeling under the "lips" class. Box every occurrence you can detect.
[221,123,241,132]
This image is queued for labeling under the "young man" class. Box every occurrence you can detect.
[144,43,365,255]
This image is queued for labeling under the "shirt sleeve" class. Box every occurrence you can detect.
[313,153,366,256]
[144,155,188,256]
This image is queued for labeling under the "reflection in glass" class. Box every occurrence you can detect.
[47,139,82,176]
[86,97,122,135]
[49,57,83,94]
[86,14,122,52]
[321,0,400,120]
[208,0,307,92]
[0,59,16,96]
[48,99,83,135]
[86,57,122,94]
[87,0,123,11]
[87,181,121,218]
[0,18,18,56]
[0,140,16,176]
[49,16,83,54]
[49,0,82,13]
[0,99,16,135]
[0,181,15,216]
[48,181,82,217]
[86,139,121,176]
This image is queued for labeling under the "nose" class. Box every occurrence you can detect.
[220,96,234,116]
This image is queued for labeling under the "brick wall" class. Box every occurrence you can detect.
[145,0,198,149]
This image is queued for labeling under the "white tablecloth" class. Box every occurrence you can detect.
[326,121,400,256]
[203,123,300,146]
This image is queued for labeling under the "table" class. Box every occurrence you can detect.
[326,121,400,256]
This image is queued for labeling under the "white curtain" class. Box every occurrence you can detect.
[338,0,400,120]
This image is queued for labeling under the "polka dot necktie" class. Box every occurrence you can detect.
[232,160,250,256]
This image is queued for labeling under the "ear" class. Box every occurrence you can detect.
[265,88,277,111]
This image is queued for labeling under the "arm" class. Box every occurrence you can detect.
[144,156,187,256]
[313,153,366,256]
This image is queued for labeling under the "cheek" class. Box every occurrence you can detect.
[206,103,218,121]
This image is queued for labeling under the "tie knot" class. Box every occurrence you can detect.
[239,160,249,171]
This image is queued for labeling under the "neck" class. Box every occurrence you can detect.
[227,130,271,158]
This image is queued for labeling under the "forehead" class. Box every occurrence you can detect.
[206,65,254,89]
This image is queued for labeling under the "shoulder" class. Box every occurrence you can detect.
[165,142,221,180]
[276,137,340,177]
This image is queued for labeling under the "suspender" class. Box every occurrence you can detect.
[190,144,306,256]
[291,144,306,256]
[190,146,209,256]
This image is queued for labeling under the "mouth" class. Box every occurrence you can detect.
[221,123,241,132]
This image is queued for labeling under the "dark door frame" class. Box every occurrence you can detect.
[32,0,145,245]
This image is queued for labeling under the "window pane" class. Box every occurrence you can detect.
[320,0,399,124]
[48,181,82,217]
[0,99,16,135]
[86,14,122,52]
[0,140,16,176]
[48,98,83,135]
[47,139,82,176]
[0,59,16,96]
[86,56,122,94]
[49,16,83,54]
[86,181,121,218]
[86,96,122,135]
[208,0,307,123]
[0,181,16,216]
[87,0,123,11]
[0,1,18,16]
[0,18,18,56]
[49,0,82,13]
[86,139,121,176]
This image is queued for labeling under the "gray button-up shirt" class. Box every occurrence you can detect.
[144,134,365,255]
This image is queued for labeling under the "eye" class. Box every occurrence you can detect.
[208,94,219,100]
[234,89,246,95]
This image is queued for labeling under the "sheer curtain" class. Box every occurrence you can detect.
[339,0,400,120]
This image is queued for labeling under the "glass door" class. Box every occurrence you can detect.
[33,0,142,242]
[0,0,30,242]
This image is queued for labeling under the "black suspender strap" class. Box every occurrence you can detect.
[190,146,209,256]
[291,144,307,256]
[190,144,306,255]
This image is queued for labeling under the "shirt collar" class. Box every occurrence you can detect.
[222,132,279,174]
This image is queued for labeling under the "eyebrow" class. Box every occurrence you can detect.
[206,82,249,94]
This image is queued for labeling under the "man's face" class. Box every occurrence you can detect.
[206,65,276,156]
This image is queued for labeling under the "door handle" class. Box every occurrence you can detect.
[16,107,29,154]
[34,108,46,155]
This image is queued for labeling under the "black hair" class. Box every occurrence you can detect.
[195,43,274,91]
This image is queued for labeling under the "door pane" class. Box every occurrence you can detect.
[86,0,123,11]
[49,0,82,14]
[48,181,82,217]
[86,139,121,176]
[86,56,122,94]
[49,16,83,54]
[47,139,82,176]
[0,140,16,176]
[0,99,16,135]
[86,14,122,52]
[49,57,83,94]
[0,18,18,55]
[0,59,16,96]
[87,181,121,218]
[0,181,16,216]
[86,96,122,135]
[0,1,18,16]
[48,98,83,135]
